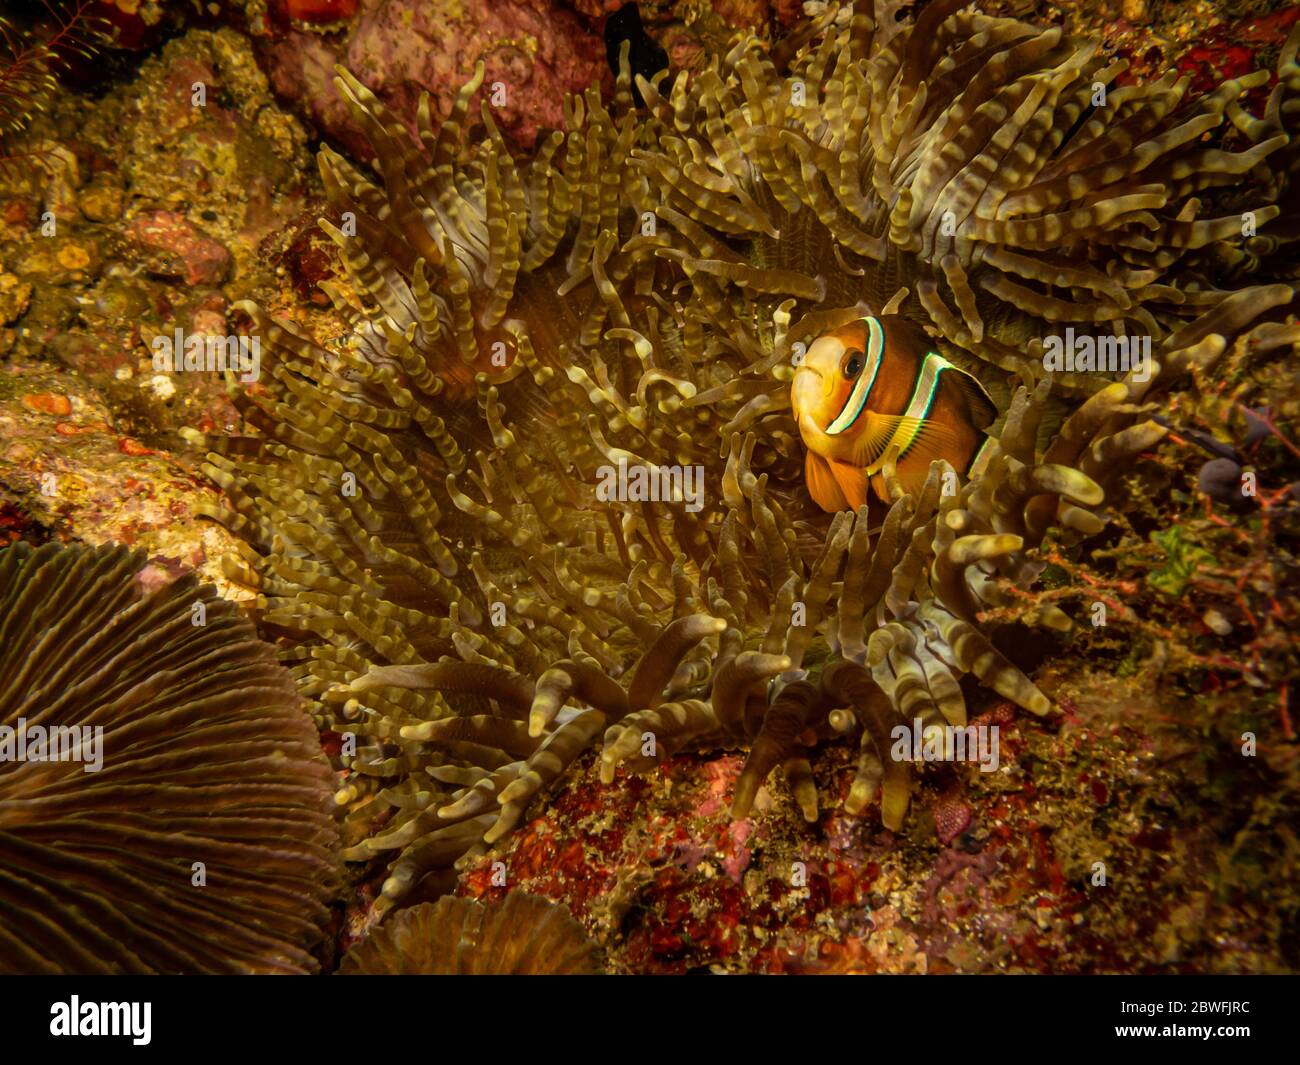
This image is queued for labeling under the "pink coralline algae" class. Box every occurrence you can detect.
[257,0,613,156]
[126,210,231,287]
[724,820,755,883]
[933,801,973,847]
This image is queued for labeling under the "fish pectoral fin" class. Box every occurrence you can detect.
[856,414,962,471]
[899,419,973,478]
[849,413,907,468]
[827,458,870,511]
[805,450,851,512]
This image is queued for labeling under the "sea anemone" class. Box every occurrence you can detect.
[337,892,601,973]
[197,1,1300,913]
[0,542,340,973]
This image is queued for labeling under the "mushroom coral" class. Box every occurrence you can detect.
[338,892,600,974]
[0,542,340,973]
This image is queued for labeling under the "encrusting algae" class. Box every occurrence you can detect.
[183,0,1300,918]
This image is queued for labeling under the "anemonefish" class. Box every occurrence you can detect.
[791,314,997,511]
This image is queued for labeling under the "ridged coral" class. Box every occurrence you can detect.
[337,892,601,974]
[0,542,339,974]
[197,2,1300,913]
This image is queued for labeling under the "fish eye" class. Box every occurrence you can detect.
[842,349,864,378]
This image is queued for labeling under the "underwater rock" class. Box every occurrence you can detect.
[114,27,311,228]
[0,271,31,324]
[127,210,231,287]
[274,0,362,25]
[76,174,126,224]
[0,353,252,598]
[1198,457,1244,502]
[257,0,613,158]
[19,392,71,416]
[12,234,102,287]
[447,676,1286,974]
[572,0,645,19]
[0,25,319,439]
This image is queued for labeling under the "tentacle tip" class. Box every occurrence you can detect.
[731,765,763,818]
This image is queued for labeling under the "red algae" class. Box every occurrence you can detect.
[277,0,360,25]
[436,654,1298,973]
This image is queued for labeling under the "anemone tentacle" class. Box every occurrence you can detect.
[196,4,1300,912]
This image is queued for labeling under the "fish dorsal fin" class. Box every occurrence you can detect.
[805,450,850,512]
[947,366,997,430]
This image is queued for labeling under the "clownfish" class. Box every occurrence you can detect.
[791,315,997,511]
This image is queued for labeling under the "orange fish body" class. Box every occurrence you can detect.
[790,315,996,511]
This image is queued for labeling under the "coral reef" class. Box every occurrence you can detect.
[0,541,340,973]
[0,353,253,597]
[337,891,601,972]
[0,25,323,587]
[253,0,791,162]
[0,24,312,421]
[454,695,1299,974]
[192,0,1300,927]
